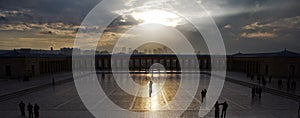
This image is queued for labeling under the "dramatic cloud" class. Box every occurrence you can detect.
[243,16,300,30]
[0,0,299,53]
[241,32,277,39]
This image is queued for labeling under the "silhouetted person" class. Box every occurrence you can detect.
[258,87,262,99]
[27,103,33,118]
[101,73,105,79]
[201,90,205,102]
[246,73,250,78]
[255,87,259,94]
[19,101,25,117]
[269,76,272,83]
[251,87,255,98]
[220,101,228,118]
[34,104,40,118]
[278,80,283,89]
[149,80,153,97]
[251,74,254,80]
[257,75,261,85]
[52,78,55,86]
[201,89,207,102]
[214,101,220,118]
[291,81,296,90]
[262,77,266,87]
[298,101,300,118]
[287,79,291,91]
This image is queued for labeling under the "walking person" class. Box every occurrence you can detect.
[27,103,33,118]
[34,104,40,118]
[19,101,26,117]
[220,101,228,118]
[257,75,261,85]
[214,101,220,118]
[149,80,153,97]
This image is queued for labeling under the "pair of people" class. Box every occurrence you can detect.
[19,101,40,118]
[201,89,207,103]
[251,86,262,99]
[215,101,228,118]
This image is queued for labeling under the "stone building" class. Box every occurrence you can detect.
[0,49,71,80]
[228,50,300,78]
[1,48,299,80]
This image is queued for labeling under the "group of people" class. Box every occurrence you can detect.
[251,86,263,99]
[19,101,40,118]
[201,89,207,103]
[247,73,268,87]
[214,101,228,118]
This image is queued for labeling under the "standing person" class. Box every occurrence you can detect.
[251,87,255,98]
[257,75,261,85]
[203,89,207,102]
[220,101,228,118]
[278,80,282,89]
[262,78,267,87]
[52,78,55,86]
[149,80,153,97]
[298,101,300,118]
[34,104,40,118]
[19,101,25,117]
[214,101,220,118]
[201,90,205,103]
[27,103,33,118]
[258,87,262,99]
[287,78,291,91]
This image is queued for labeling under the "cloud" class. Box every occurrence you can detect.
[243,16,300,30]
[0,24,32,31]
[223,24,232,29]
[0,22,80,37]
[241,32,277,39]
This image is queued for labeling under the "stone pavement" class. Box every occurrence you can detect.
[225,71,300,95]
[0,73,297,118]
[206,71,300,101]
[0,72,73,98]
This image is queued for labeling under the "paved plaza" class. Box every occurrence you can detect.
[0,73,298,118]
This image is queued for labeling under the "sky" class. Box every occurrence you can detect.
[0,0,299,54]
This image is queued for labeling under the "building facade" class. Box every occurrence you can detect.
[1,49,299,79]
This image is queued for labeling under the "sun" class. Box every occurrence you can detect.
[131,9,182,27]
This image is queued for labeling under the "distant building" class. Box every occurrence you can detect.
[128,48,133,54]
[0,48,299,80]
[60,48,80,55]
[153,49,157,54]
[228,50,300,78]
[122,47,126,53]
[157,48,163,54]
[0,49,71,79]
